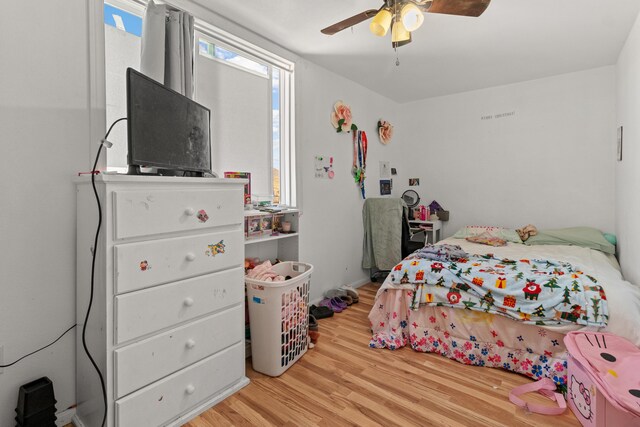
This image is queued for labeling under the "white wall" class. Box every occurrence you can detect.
[0,0,90,425]
[615,13,640,285]
[398,67,616,237]
[296,60,403,300]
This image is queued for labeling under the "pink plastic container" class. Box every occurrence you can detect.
[567,354,640,426]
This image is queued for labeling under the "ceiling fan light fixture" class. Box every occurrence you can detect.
[401,3,424,32]
[369,8,392,37]
[391,20,411,47]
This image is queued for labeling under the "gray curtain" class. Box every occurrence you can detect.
[140,0,194,98]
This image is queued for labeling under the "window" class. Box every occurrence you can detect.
[103,1,296,206]
[104,2,143,172]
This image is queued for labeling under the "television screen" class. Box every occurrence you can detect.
[126,68,212,175]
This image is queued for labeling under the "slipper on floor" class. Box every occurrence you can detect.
[309,330,320,344]
[310,304,333,319]
[326,288,359,304]
[309,314,319,331]
[330,297,348,311]
[320,297,344,313]
[339,295,353,306]
[338,285,359,303]
[325,289,348,299]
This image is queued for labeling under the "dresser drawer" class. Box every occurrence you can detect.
[115,342,244,427]
[115,267,244,344]
[113,188,243,240]
[114,305,243,398]
[115,230,242,294]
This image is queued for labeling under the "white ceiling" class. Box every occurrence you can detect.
[198,0,640,103]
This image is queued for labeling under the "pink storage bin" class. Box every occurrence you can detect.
[568,354,640,426]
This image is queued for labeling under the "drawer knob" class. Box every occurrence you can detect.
[183,297,194,307]
[185,384,196,395]
[185,339,196,349]
[185,253,196,262]
[184,208,195,216]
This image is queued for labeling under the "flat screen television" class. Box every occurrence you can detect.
[126,68,212,176]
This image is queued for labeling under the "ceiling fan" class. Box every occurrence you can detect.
[321,0,491,48]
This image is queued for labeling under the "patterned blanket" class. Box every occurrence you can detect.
[389,252,608,327]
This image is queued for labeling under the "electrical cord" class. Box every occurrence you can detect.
[0,324,76,368]
[85,117,126,427]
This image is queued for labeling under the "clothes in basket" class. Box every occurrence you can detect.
[564,331,640,426]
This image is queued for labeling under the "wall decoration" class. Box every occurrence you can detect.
[331,101,357,133]
[391,167,397,175]
[380,180,391,196]
[481,111,516,121]
[379,161,391,179]
[352,130,368,199]
[617,126,623,161]
[377,120,394,145]
[409,178,420,186]
[314,155,334,179]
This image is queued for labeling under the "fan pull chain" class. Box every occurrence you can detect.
[395,47,400,66]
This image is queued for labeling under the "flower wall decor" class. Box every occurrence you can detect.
[331,101,358,133]
[377,120,394,145]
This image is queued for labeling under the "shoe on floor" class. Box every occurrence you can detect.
[309,314,319,331]
[338,285,359,303]
[326,288,358,304]
[309,330,320,344]
[330,297,348,311]
[310,304,334,319]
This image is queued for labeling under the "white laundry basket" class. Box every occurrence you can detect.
[245,262,313,377]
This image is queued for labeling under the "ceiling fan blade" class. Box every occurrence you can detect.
[321,9,379,35]
[420,0,491,17]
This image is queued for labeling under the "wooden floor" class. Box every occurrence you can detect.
[186,283,580,427]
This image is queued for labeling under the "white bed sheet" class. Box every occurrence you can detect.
[379,238,640,346]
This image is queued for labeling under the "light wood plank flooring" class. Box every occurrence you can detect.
[185,283,579,427]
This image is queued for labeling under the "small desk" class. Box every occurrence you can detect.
[408,219,442,245]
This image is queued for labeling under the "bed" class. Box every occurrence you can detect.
[369,237,640,390]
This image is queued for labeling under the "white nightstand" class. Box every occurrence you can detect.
[408,219,442,245]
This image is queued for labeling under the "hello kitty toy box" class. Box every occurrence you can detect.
[564,332,640,427]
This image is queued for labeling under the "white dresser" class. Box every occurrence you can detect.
[74,175,249,427]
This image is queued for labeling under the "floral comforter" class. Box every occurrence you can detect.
[369,290,570,390]
[389,252,608,327]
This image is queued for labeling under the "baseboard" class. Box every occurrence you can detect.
[56,407,76,426]
[350,277,372,288]
[70,412,85,427]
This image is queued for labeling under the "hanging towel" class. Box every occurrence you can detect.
[362,198,405,270]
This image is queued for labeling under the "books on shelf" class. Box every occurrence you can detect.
[224,171,251,205]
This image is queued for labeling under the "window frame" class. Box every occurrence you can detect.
[99,0,297,207]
